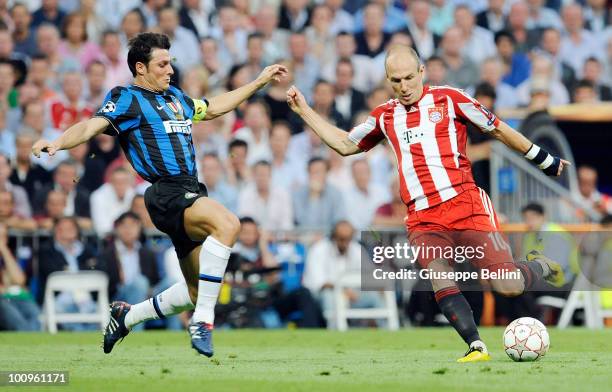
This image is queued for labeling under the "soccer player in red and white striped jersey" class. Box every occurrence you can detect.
[287,44,569,362]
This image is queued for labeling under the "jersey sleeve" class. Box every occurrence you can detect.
[168,85,209,122]
[347,106,386,151]
[94,87,139,135]
[449,88,500,132]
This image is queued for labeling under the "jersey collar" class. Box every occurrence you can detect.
[131,83,166,95]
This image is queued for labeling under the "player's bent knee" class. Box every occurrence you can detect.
[211,210,240,244]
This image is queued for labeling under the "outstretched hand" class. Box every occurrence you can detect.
[286,85,308,116]
[32,139,60,158]
[557,159,571,176]
[256,64,289,86]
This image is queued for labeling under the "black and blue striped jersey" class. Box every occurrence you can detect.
[94,84,208,183]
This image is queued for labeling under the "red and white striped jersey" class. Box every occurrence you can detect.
[348,85,500,213]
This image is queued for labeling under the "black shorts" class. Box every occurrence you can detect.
[144,175,208,259]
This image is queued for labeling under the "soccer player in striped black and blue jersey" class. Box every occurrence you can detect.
[32,32,288,357]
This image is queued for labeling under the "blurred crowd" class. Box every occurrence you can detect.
[0,0,611,331]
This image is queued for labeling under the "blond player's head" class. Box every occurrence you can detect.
[384,44,425,106]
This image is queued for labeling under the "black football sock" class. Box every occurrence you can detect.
[516,261,545,290]
[435,287,481,345]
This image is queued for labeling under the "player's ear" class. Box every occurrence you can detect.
[135,61,146,76]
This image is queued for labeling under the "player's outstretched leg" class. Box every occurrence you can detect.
[182,198,240,357]
[429,259,491,363]
[103,282,195,354]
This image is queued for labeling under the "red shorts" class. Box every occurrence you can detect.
[405,187,514,269]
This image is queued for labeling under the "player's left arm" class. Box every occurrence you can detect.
[489,121,571,177]
[203,64,288,120]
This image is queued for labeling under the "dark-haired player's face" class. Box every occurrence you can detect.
[142,48,174,91]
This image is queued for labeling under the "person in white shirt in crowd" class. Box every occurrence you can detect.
[303,220,385,327]
[474,57,519,109]
[198,37,229,92]
[583,0,609,33]
[403,0,440,60]
[525,0,563,30]
[84,60,107,108]
[429,0,455,37]
[320,31,376,93]
[516,54,570,106]
[305,4,337,71]
[536,27,577,91]
[559,3,602,77]
[0,154,32,218]
[34,160,91,219]
[100,30,133,91]
[225,139,251,191]
[475,0,506,34]
[93,0,141,31]
[179,0,212,39]
[287,31,320,102]
[288,125,330,166]
[118,9,145,51]
[575,165,612,217]
[342,159,390,231]
[253,4,290,66]
[292,157,346,231]
[454,5,496,65]
[137,0,165,29]
[200,153,238,214]
[0,108,14,161]
[436,26,479,90]
[269,121,306,193]
[90,166,136,237]
[238,161,293,231]
[324,0,354,36]
[210,5,248,68]
[234,100,272,166]
[244,33,266,81]
[157,6,201,72]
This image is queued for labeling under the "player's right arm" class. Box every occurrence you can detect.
[32,117,110,157]
[286,85,362,156]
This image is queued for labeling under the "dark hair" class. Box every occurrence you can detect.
[30,53,49,62]
[86,59,105,73]
[270,120,292,137]
[494,30,516,45]
[336,58,354,73]
[426,55,446,67]
[127,32,171,77]
[61,12,87,41]
[114,211,141,227]
[574,79,595,90]
[239,216,257,226]
[600,214,612,226]
[247,32,264,43]
[307,157,329,171]
[474,82,497,101]
[253,160,272,170]
[228,139,248,153]
[521,202,545,215]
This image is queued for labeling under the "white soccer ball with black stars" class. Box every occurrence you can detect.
[503,317,549,362]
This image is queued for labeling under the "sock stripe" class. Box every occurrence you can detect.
[152,295,166,319]
[199,273,223,283]
[434,286,461,302]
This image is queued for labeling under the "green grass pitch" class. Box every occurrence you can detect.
[1,328,611,392]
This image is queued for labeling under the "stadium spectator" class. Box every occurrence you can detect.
[505,1,542,53]
[288,31,319,102]
[200,153,238,214]
[269,121,306,193]
[559,3,600,77]
[23,101,68,171]
[58,12,102,70]
[320,32,375,93]
[130,195,156,233]
[402,0,440,60]
[225,139,251,191]
[35,189,67,230]
[231,217,325,328]
[536,28,577,91]
[0,60,20,130]
[179,0,211,39]
[437,27,479,90]
[198,37,228,92]
[36,24,80,81]
[288,125,330,165]
[37,216,100,330]
[158,6,201,72]
[333,59,366,129]
[85,60,107,108]
[476,57,519,109]
[9,132,52,205]
[119,9,145,49]
[234,100,272,166]
[210,5,248,68]
[26,55,59,103]
[67,141,105,193]
[324,0,353,36]
[0,223,41,331]
[279,0,311,32]
[372,178,405,228]
[354,3,391,58]
[49,71,94,130]
[0,108,14,161]
[90,167,136,237]
[525,0,562,30]
[263,61,300,130]
[137,0,165,29]
[191,117,228,159]
[0,190,36,230]
[516,54,569,106]
[79,0,107,45]
[576,165,612,217]
[584,0,609,33]
[354,0,405,34]
[35,160,91,220]
[494,31,531,88]
[581,57,612,101]
[428,0,455,36]
[0,154,31,219]
[303,220,385,327]
[238,161,293,231]
[10,3,37,57]
[253,5,290,66]
[31,0,66,29]
[425,56,448,85]
[342,159,390,231]
[99,212,160,331]
[292,157,346,231]
[311,80,347,130]
[100,31,132,91]
[244,33,265,81]
[454,5,496,64]
[572,79,599,103]
[475,0,506,33]
[304,5,336,71]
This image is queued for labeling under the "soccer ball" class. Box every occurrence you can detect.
[503,317,550,362]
